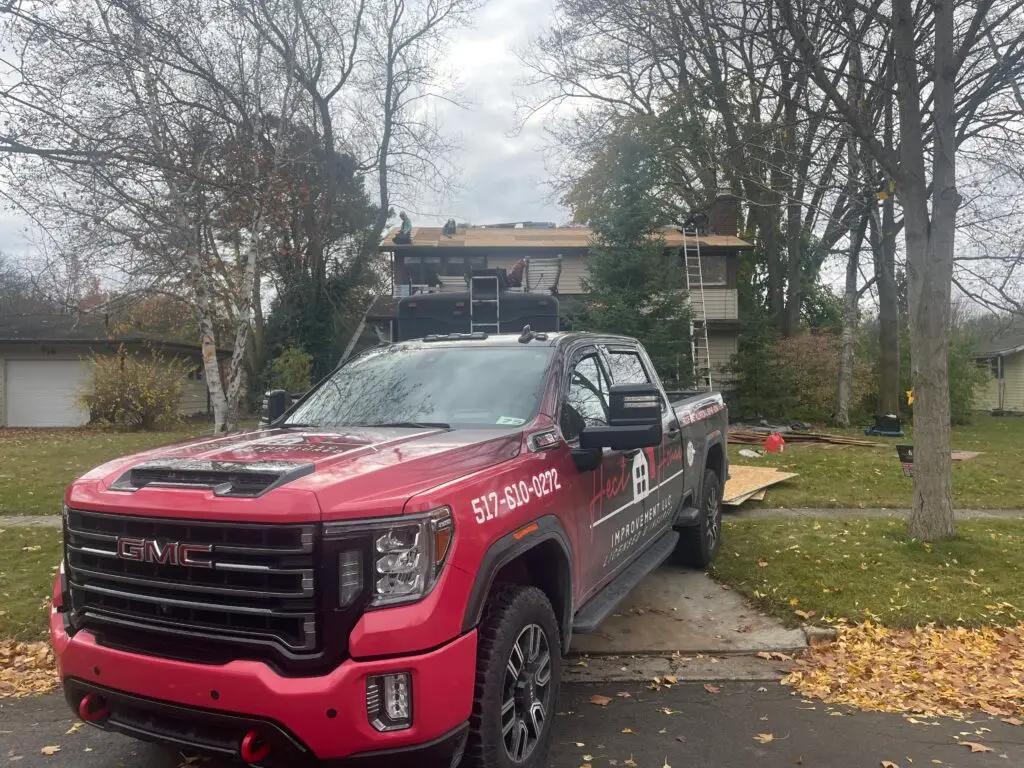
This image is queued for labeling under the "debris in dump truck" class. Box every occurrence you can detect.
[723,465,798,506]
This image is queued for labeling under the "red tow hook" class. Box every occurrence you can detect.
[77,694,109,722]
[240,730,272,765]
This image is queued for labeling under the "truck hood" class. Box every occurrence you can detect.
[69,426,523,523]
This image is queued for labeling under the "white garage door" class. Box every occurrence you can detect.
[5,360,92,427]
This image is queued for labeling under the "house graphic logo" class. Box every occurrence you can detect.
[632,451,651,501]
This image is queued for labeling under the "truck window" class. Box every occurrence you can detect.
[285,345,553,429]
[560,354,610,441]
[606,351,651,384]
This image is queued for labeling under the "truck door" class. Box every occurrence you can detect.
[559,348,648,597]
[602,345,684,539]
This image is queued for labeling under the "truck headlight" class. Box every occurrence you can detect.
[324,507,453,609]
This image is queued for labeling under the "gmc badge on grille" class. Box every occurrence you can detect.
[116,537,214,568]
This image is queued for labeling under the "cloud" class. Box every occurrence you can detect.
[407,0,568,227]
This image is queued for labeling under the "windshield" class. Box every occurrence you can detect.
[284,344,554,429]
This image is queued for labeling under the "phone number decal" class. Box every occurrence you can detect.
[472,469,562,523]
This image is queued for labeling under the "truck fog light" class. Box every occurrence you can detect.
[366,672,412,731]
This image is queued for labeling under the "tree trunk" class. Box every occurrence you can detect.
[894,0,955,540]
[874,193,901,415]
[784,197,802,336]
[836,216,868,427]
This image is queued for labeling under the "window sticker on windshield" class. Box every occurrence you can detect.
[496,416,526,426]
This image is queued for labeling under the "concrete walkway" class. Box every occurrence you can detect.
[728,507,1024,520]
[0,515,62,527]
[5,507,1024,529]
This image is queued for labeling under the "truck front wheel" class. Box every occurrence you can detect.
[465,584,561,768]
[674,468,723,567]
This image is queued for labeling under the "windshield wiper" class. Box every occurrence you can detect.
[360,421,451,430]
[279,422,318,429]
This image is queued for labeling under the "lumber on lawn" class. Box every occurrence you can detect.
[728,429,881,447]
[723,465,798,506]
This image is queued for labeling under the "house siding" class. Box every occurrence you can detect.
[975,350,1024,412]
[708,332,738,373]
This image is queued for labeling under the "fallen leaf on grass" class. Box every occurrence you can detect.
[622,727,633,734]
[583,755,593,761]
[616,691,632,698]
[65,722,83,735]
[40,746,60,756]
[758,560,769,568]
[958,742,993,753]
[703,683,720,694]
[663,675,677,684]
[794,609,816,620]
[1002,718,1022,726]
[756,651,772,660]
[783,623,1024,719]
[0,641,59,698]
[881,762,900,768]
[574,742,585,747]
[590,695,612,706]
[625,756,637,767]
[754,733,774,744]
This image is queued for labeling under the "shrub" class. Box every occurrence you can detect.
[80,346,191,431]
[268,346,313,394]
[775,331,874,424]
[724,315,794,422]
[896,329,989,426]
[726,326,873,424]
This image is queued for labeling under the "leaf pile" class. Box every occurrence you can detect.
[0,640,59,698]
[784,622,1024,718]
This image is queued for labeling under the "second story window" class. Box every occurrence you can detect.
[699,255,728,286]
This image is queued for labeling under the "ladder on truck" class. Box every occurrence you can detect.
[681,228,713,391]
[469,273,501,333]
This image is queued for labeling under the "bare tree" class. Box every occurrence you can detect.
[777,0,1024,538]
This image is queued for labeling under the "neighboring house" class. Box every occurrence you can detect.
[0,314,227,428]
[974,332,1024,412]
[371,194,753,379]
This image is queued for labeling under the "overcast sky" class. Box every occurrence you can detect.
[403,0,569,229]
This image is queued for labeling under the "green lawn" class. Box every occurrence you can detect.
[0,425,212,516]
[0,527,63,640]
[712,517,1024,628]
[729,414,1024,509]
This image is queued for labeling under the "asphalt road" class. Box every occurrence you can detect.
[2,681,1021,767]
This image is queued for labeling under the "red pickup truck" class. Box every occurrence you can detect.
[51,330,728,768]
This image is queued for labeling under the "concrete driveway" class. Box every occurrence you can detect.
[570,564,806,656]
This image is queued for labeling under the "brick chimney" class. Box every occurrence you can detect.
[706,194,739,237]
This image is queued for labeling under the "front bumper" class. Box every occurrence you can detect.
[52,608,476,765]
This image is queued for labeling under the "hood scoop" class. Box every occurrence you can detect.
[110,458,315,498]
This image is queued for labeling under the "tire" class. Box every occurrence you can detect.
[463,584,561,768]
[674,468,723,567]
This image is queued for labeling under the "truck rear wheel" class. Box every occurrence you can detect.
[464,584,561,768]
[675,468,723,567]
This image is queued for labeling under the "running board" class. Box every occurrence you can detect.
[572,530,679,635]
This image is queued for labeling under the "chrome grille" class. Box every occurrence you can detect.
[64,509,318,655]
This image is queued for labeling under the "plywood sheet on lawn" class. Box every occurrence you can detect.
[724,465,798,504]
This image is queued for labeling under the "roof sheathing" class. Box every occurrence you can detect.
[379,226,753,251]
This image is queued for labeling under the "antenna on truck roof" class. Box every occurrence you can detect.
[518,325,548,343]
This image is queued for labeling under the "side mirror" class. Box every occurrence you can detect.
[260,389,289,426]
[580,383,663,451]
